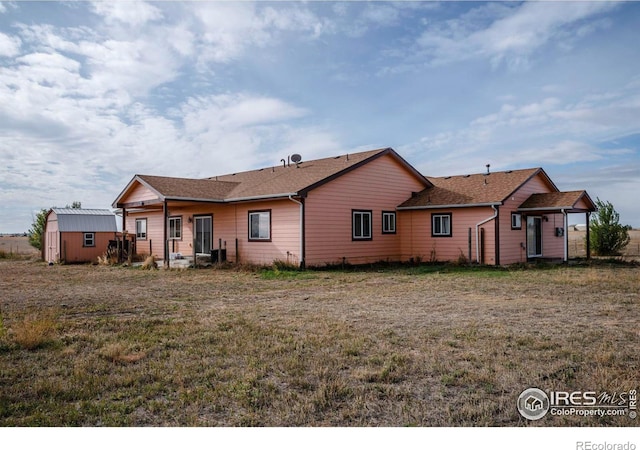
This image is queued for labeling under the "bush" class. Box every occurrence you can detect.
[589,198,631,256]
[10,313,58,350]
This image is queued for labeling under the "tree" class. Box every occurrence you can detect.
[28,208,48,251]
[589,198,631,256]
[27,201,82,251]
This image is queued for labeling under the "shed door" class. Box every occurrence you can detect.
[527,216,543,257]
[47,231,58,262]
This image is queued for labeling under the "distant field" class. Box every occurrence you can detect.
[568,229,640,260]
[0,260,637,426]
[0,235,39,257]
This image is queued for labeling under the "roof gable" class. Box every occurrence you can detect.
[114,148,430,206]
[399,167,547,209]
[518,190,596,212]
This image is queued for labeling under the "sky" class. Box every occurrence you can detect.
[1,0,639,233]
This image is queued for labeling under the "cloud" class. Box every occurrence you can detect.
[0,31,20,56]
[405,80,640,177]
[191,2,330,66]
[91,1,163,27]
[415,2,618,69]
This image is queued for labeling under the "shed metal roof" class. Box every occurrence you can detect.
[51,209,117,232]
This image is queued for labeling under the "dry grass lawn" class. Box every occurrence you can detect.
[0,259,638,426]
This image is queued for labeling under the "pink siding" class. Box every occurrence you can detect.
[304,154,426,266]
[399,207,497,264]
[125,211,165,258]
[499,174,564,264]
[124,199,301,264]
[124,182,160,203]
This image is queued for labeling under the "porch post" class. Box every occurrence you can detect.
[586,211,591,260]
[121,206,127,263]
[563,209,568,263]
[163,201,169,269]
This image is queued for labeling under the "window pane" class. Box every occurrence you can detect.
[434,217,441,234]
[354,213,362,238]
[259,212,269,239]
[363,213,370,237]
[442,216,450,234]
[250,214,260,239]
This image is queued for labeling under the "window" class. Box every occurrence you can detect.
[169,216,182,240]
[511,213,522,230]
[432,213,452,237]
[352,210,372,240]
[249,210,271,241]
[382,211,396,234]
[136,218,147,240]
[83,232,95,247]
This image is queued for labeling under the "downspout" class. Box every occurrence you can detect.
[476,205,498,264]
[562,209,568,263]
[288,195,305,269]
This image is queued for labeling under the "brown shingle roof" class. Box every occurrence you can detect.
[115,148,429,206]
[213,148,393,199]
[518,191,595,211]
[137,175,239,201]
[399,168,545,208]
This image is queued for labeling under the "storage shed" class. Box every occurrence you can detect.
[43,208,117,263]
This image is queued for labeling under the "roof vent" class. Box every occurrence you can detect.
[506,170,512,174]
[444,176,451,180]
[485,164,491,175]
[463,174,471,178]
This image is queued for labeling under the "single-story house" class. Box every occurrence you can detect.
[398,167,596,265]
[44,208,118,263]
[112,147,596,267]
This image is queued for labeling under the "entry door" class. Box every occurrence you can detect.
[194,216,212,254]
[527,216,543,257]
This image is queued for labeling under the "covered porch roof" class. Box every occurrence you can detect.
[517,190,597,214]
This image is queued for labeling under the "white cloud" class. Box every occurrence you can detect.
[191,2,330,66]
[0,31,20,57]
[415,2,618,69]
[91,1,163,27]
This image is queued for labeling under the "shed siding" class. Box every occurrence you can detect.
[59,232,114,263]
[304,154,426,266]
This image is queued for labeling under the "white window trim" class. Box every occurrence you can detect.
[169,216,182,240]
[382,211,396,234]
[83,232,95,247]
[136,218,147,240]
[432,213,452,237]
[511,213,522,230]
[249,210,271,241]
[352,210,373,240]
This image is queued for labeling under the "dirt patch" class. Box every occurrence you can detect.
[0,260,638,426]
[0,235,39,257]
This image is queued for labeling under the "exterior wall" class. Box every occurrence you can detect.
[124,199,301,264]
[499,174,564,264]
[59,232,115,263]
[125,210,165,258]
[124,182,159,204]
[304,154,427,266]
[399,207,497,264]
[44,211,59,263]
